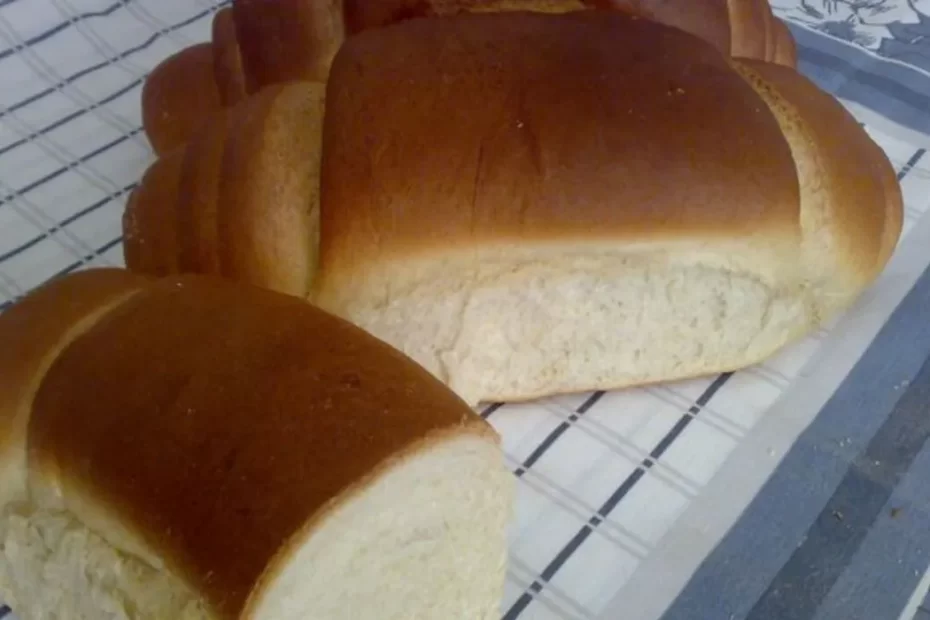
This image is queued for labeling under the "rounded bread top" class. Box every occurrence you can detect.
[317,12,801,281]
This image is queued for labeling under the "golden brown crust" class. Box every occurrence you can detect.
[177,110,231,274]
[211,7,247,106]
[232,0,344,91]
[140,0,775,158]
[217,82,325,298]
[344,0,589,32]
[28,272,492,616]
[124,81,326,295]
[592,0,732,56]
[464,0,587,10]
[122,148,185,277]
[873,138,906,273]
[318,12,800,279]
[734,59,902,288]
[141,43,223,156]
[727,0,769,61]
[342,0,773,62]
[771,17,798,68]
[760,0,776,63]
[0,269,150,505]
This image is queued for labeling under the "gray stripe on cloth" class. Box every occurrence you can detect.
[812,437,930,620]
[745,352,930,620]
[788,22,930,135]
[661,244,930,619]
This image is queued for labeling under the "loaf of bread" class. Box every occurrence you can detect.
[126,12,901,406]
[140,41,222,156]
[140,0,796,155]
[0,269,512,619]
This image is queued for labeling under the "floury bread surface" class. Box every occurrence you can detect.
[0,269,512,619]
[125,12,902,406]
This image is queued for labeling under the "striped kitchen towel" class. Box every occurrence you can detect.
[1,2,930,619]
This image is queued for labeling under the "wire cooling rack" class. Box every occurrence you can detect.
[3,2,930,620]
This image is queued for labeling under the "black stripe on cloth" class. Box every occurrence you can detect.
[745,347,930,619]
[503,373,732,619]
[0,183,136,265]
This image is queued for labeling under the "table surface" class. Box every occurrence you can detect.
[2,1,930,619]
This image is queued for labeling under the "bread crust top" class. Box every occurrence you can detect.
[317,12,801,284]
